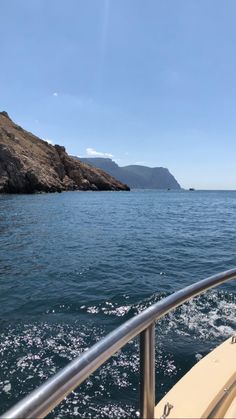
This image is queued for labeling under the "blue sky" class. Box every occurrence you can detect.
[1,0,236,189]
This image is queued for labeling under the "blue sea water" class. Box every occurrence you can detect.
[0,190,236,417]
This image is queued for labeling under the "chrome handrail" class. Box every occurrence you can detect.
[2,268,236,419]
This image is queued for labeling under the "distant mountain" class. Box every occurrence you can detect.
[0,112,130,193]
[74,157,181,189]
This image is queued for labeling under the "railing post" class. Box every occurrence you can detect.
[140,323,155,419]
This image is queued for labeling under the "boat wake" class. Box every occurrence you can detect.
[0,290,235,418]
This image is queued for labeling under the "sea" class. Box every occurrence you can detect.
[0,190,236,418]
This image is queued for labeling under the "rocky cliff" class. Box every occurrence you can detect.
[78,158,181,190]
[0,112,130,193]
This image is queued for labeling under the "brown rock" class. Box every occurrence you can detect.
[0,112,130,193]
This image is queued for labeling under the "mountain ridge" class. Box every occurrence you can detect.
[76,157,181,189]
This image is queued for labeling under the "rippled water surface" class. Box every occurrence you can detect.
[0,190,236,417]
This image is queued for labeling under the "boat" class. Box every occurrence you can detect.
[155,335,236,418]
[2,268,236,419]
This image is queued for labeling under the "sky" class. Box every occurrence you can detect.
[1,0,236,189]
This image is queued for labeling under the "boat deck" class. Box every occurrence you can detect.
[155,336,236,418]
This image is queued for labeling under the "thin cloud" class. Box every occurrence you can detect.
[100,0,110,59]
[97,0,111,92]
[43,138,54,145]
[86,147,113,158]
[53,92,58,97]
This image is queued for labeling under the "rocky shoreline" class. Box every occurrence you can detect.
[0,112,130,194]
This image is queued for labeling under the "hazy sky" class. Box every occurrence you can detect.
[1,0,236,189]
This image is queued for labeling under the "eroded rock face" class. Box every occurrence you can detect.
[0,112,130,193]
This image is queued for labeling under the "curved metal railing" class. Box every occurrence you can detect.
[2,268,236,419]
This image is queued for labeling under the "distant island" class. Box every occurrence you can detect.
[75,157,181,190]
[0,112,129,193]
